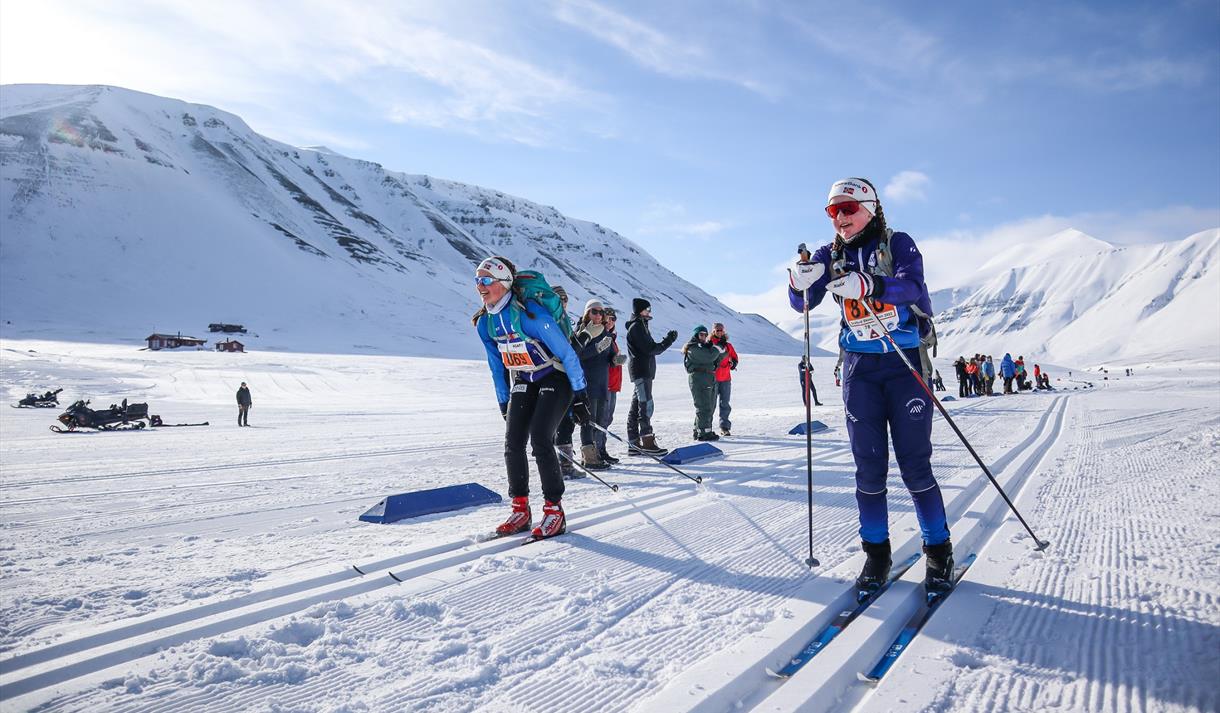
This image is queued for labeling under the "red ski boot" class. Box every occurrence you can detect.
[496,496,531,536]
[531,500,566,539]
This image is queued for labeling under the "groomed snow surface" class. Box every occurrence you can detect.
[1,340,1217,713]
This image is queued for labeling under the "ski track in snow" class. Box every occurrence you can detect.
[857,382,1220,713]
[1,340,1217,713]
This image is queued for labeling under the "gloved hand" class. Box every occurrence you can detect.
[571,390,592,425]
[789,261,825,291]
[826,272,874,301]
[596,335,612,353]
[613,353,627,366]
[665,329,678,342]
[499,401,508,420]
[730,359,738,370]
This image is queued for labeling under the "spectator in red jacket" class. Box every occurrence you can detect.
[601,307,626,464]
[708,322,740,436]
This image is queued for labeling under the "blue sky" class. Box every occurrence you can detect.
[3,0,1218,313]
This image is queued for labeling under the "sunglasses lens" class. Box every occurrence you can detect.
[825,201,861,219]
[476,276,495,286]
[590,309,603,315]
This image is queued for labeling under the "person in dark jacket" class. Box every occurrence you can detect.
[683,325,728,441]
[601,307,626,464]
[708,323,739,436]
[570,300,616,469]
[625,298,678,456]
[798,356,823,407]
[236,382,252,426]
[787,176,953,598]
[953,356,968,398]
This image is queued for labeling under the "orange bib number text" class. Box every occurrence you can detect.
[499,340,541,370]
[842,298,899,342]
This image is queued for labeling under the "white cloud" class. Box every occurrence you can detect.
[635,201,729,239]
[885,171,931,203]
[553,0,780,97]
[0,0,605,147]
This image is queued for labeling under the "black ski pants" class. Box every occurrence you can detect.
[238,404,250,426]
[505,371,572,503]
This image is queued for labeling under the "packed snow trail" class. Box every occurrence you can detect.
[2,368,1055,710]
[852,375,1220,713]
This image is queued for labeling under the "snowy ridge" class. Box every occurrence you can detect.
[0,84,801,356]
[934,229,1219,365]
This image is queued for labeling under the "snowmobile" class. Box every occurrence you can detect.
[52,399,151,432]
[13,388,63,408]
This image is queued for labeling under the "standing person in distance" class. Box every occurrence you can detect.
[787,177,954,598]
[474,257,592,539]
[550,285,578,476]
[799,356,824,407]
[600,307,626,464]
[236,382,252,427]
[683,325,728,441]
[625,298,678,456]
[1000,353,1016,394]
[572,300,615,470]
[708,322,739,436]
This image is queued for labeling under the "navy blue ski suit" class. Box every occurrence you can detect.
[789,228,949,546]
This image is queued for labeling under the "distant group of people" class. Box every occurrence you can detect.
[952,353,1052,397]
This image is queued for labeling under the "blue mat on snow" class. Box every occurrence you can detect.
[788,420,829,435]
[661,443,723,465]
[359,483,502,524]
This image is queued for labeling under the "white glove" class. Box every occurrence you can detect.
[788,261,825,291]
[595,335,612,353]
[826,272,874,301]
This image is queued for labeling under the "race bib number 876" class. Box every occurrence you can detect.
[843,298,899,341]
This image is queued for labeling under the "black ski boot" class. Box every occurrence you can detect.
[923,539,955,598]
[855,539,892,601]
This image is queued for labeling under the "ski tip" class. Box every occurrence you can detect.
[857,672,880,686]
[387,570,403,583]
[350,564,367,576]
[764,667,789,680]
[804,556,820,568]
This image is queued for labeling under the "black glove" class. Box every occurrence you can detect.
[665,329,678,342]
[499,401,508,420]
[571,390,592,425]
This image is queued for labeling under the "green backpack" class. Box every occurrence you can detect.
[483,269,574,341]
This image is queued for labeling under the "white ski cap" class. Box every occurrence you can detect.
[827,178,879,211]
[476,257,513,283]
[583,299,604,315]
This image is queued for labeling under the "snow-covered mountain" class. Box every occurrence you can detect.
[788,228,1219,366]
[934,228,1219,365]
[0,84,801,357]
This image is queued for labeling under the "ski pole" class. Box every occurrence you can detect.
[801,285,820,568]
[858,299,1050,550]
[591,423,702,484]
[555,446,619,492]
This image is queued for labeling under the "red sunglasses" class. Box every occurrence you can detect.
[825,200,875,219]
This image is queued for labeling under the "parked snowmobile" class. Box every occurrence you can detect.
[52,399,151,432]
[13,388,62,408]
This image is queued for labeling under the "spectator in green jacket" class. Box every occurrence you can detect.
[683,325,728,442]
